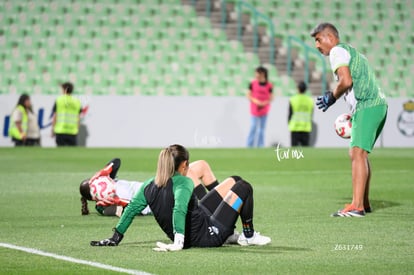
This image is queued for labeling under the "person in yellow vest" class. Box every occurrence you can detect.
[9,94,31,146]
[51,82,82,146]
[288,81,314,146]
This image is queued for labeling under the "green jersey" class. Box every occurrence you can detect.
[329,43,387,112]
[115,172,195,245]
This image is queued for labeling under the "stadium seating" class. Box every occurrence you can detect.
[0,0,296,96]
[242,0,413,97]
[1,0,410,97]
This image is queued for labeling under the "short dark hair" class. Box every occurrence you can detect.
[310,22,339,39]
[297,81,307,93]
[256,66,268,82]
[61,82,74,94]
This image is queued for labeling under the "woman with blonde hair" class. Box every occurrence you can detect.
[91,144,270,250]
[79,158,218,217]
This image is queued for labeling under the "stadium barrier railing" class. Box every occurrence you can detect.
[236,1,276,65]
[191,0,275,65]
[287,35,327,93]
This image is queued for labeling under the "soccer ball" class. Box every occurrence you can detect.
[90,176,116,201]
[334,113,352,139]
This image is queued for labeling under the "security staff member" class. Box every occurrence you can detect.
[52,82,81,146]
[9,94,30,146]
[288,81,314,146]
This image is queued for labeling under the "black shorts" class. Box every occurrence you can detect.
[25,138,40,146]
[188,207,234,248]
[12,138,24,146]
[56,134,77,146]
[291,132,310,146]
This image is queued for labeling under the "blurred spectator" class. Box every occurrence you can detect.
[288,81,314,146]
[246,66,274,147]
[25,98,41,146]
[51,82,82,146]
[9,94,30,146]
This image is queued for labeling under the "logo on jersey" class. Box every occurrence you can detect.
[397,100,414,137]
[208,226,219,236]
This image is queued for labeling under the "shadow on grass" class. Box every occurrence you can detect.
[211,245,312,254]
[340,198,401,211]
[122,240,160,247]
[122,241,312,254]
[370,199,401,211]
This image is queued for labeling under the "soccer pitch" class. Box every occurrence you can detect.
[0,147,413,274]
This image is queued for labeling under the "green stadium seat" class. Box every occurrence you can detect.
[164,86,183,96]
[1,0,408,97]
[142,85,158,96]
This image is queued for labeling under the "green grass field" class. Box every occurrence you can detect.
[0,147,413,275]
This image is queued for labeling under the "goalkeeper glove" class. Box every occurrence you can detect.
[90,228,123,246]
[153,233,184,252]
[316,91,336,112]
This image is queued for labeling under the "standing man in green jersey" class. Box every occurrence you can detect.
[52,82,82,146]
[312,23,387,217]
[288,81,314,146]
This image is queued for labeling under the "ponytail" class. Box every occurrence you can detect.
[81,197,89,215]
[154,144,190,188]
[79,179,92,215]
[155,148,175,188]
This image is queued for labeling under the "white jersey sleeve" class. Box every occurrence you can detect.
[115,180,152,215]
[115,180,142,201]
[329,46,351,73]
[329,46,357,114]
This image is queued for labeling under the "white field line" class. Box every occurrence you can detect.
[0,243,152,275]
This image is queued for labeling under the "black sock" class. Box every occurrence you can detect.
[231,180,254,238]
[108,158,121,179]
[194,184,207,200]
[206,180,219,191]
[242,219,254,238]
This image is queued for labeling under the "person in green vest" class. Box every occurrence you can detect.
[9,94,31,146]
[51,82,82,146]
[288,81,314,146]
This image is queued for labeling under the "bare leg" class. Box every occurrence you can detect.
[200,177,237,215]
[364,159,371,209]
[350,147,369,209]
[214,178,237,197]
[187,160,217,188]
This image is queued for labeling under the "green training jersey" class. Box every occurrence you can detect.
[329,43,387,112]
[115,172,195,242]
